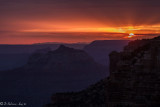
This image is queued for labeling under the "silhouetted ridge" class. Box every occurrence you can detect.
[53,45,83,54]
[84,40,129,65]
[153,36,160,40]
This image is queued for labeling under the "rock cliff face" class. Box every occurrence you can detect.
[46,36,160,107]
[108,37,160,106]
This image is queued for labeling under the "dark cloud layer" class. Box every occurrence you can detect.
[1,0,160,25]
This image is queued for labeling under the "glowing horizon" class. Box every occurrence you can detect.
[20,25,160,34]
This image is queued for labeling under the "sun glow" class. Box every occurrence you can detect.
[20,21,160,35]
[128,33,134,38]
[129,33,134,36]
[123,33,135,38]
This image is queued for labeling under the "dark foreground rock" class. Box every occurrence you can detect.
[45,78,108,107]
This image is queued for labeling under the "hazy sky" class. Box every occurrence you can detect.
[1,0,160,44]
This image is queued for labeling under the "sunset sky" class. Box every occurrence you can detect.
[1,0,160,44]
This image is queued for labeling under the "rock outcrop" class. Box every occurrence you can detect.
[46,36,160,107]
[22,45,106,74]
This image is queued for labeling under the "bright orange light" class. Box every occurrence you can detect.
[124,33,135,39]
[18,20,160,35]
[129,35,133,38]
[129,33,134,36]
